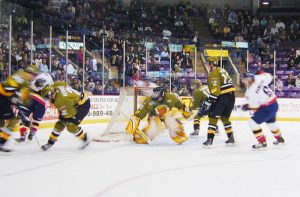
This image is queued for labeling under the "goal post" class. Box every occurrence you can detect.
[92,86,154,142]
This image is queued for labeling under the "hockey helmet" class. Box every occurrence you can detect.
[193,79,202,88]
[243,71,255,79]
[207,57,219,66]
[152,87,165,101]
[24,64,40,76]
[41,85,55,100]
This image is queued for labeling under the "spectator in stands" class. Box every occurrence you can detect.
[65,63,76,78]
[275,78,284,92]
[173,54,182,72]
[92,83,103,95]
[39,59,49,73]
[276,20,285,30]
[99,25,108,38]
[223,25,231,40]
[34,53,43,67]
[252,17,260,28]
[263,61,273,74]
[90,54,97,72]
[178,84,190,96]
[270,24,279,36]
[160,46,170,62]
[260,16,268,30]
[260,44,271,63]
[77,46,84,66]
[291,20,299,32]
[110,43,121,67]
[107,27,114,41]
[288,53,296,70]
[296,74,300,88]
[70,77,82,92]
[182,52,193,69]
[249,42,259,55]
[228,10,238,24]
[286,73,296,87]
[171,85,179,96]
[234,32,244,42]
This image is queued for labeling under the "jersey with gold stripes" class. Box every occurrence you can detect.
[52,82,88,119]
[207,67,235,100]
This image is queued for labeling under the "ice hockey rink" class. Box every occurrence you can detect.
[1,120,300,197]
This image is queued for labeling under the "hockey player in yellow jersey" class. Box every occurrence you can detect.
[126,87,192,144]
[189,79,219,136]
[40,82,91,151]
[0,65,39,152]
[199,57,236,146]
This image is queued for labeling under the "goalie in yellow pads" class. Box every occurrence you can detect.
[126,87,192,144]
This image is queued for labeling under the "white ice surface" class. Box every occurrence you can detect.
[1,121,300,197]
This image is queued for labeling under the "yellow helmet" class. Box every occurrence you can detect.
[40,85,54,99]
[24,64,40,76]
[193,79,202,87]
[207,57,219,66]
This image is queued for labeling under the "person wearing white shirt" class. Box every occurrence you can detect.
[275,20,285,30]
[240,72,285,149]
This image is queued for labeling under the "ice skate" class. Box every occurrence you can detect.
[41,143,53,151]
[0,144,12,152]
[203,138,213,147]
[190,129,199,137]
[27,131,36,141]
[15,136,26,143]
[273,136,285,145]
[225,135,235,145]
[252,142,267,149]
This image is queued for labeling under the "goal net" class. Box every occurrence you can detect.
[93,86,154,142]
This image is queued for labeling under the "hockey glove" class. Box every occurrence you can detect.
[198,98,215,116]
[237,104,250,111]
[17,105,31,127]
[182,107,193,119]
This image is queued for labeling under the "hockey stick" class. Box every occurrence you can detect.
[33,134,42,148]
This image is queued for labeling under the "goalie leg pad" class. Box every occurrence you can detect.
[126,116,140,135]
[171,131,188,144]
[142,116,164,140]
[133,129,149,144]
[164,111,188,144]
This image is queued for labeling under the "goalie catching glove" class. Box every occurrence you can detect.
[181,107,193,119]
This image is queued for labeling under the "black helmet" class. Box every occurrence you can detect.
[152,87,165,101]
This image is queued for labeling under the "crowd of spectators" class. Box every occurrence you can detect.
[1,1,300,97]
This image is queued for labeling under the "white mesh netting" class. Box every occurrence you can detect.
[93,87,136,142]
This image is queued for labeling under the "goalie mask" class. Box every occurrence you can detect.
[152,87,165,101]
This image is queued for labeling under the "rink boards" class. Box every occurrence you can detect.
[37,96,300,128]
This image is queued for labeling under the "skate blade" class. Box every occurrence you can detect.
[252,146,268,151]
[226,143,235,147]
[202,144,213,149]
[14,138,29,145]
